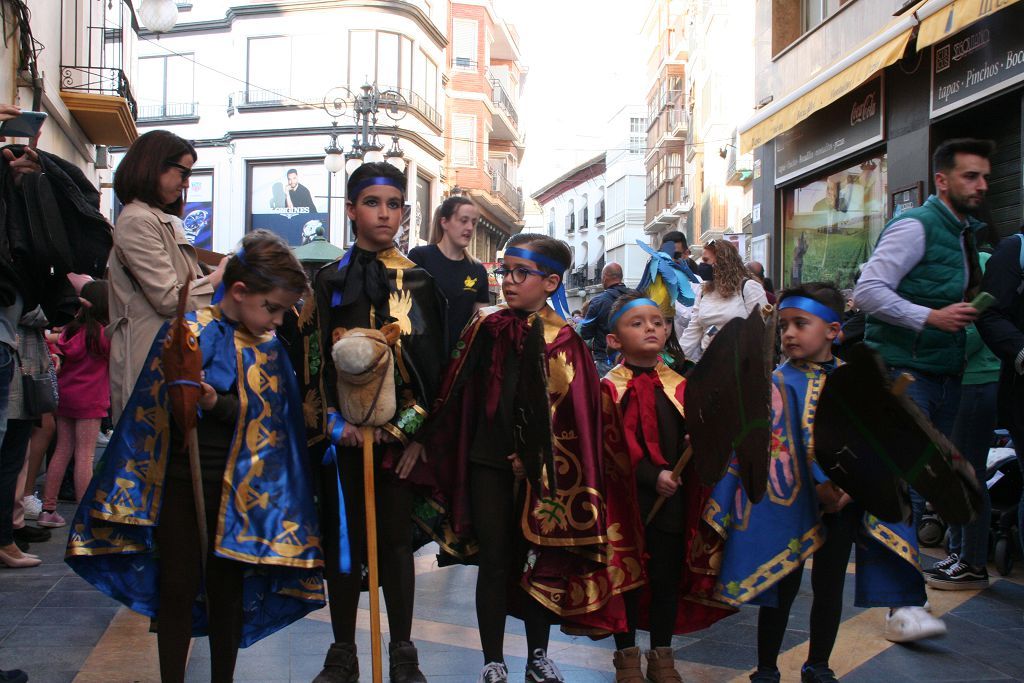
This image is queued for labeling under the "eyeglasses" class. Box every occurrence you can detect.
[494,265,548,284]
[165,161,193,180]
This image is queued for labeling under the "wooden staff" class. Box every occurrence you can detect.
[362,426,383,683]
[646,445,693,525]
[187,429,209,573]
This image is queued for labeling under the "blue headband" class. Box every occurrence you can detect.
[350,176,405,200]
[503,246,571,319]
[778,295,841,325]
[211,248,246,304]
[609,298,660,328]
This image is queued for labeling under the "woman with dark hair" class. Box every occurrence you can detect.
[681,239,768,362]
[108,130,227,420]
[409,196,490,350]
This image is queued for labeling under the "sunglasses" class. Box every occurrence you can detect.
[165,161,193,180]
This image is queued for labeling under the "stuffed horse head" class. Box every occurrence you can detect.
[331,324,400,427]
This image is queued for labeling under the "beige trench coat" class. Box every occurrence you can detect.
[107,200,215,421]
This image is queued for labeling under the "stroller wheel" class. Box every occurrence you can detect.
[994,537,1014,576]
[918,517,946,548]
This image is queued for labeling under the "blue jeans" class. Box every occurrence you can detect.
[889,367,962,533]
[949,382,996,567]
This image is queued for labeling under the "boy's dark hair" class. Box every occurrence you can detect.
[778,282,845,321]
[346,161,407,201]
[287,168,298,176]
[607,289,649,329]
[66,280,110,357]
[661,230,688,251]
[511,235,572,279]
[114,130,197,218]
[933,138,995,174]
[224,230,309,295]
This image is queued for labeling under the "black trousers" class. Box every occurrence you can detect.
[321,446,415,644]
[469,464,554,663]
[155,474,245,683]
[0,419,34,546]
[614,526,687,650]
[756,506,856,670]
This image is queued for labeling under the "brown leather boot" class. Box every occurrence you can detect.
[645,647,683,683]
[613,647,644,682]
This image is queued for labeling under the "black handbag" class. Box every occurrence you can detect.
[21,369,57,417]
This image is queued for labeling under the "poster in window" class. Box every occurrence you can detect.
[183,172,214,250]
[248,161,330,246]
[782,156,887,291]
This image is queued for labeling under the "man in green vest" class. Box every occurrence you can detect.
[854,137,992,643]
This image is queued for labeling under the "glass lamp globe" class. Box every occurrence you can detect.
[364,149,385,164]
[345,157,363,175]
[324,151,345,174]
[139,0,179,32]
[386,155,406,172]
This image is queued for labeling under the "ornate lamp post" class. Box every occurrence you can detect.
[322,83,407,175]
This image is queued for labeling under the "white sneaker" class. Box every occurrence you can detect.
[21,494,41,520]
[884,606,947,642]
[96,430,112,447]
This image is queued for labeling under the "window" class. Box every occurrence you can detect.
[137,54,195,119]
[453,18,478,70]
[247,36,290,104]
[349,30,375,86]
[452,114,476,166]
[629,116,646,153]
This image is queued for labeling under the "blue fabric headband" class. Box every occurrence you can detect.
[211,247,246,304]
[503,246,571,320]
[349,176,405,200]
[609,298,660,328]
[778,295,841,325]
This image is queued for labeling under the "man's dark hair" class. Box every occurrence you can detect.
[287,168,298,176]
[113,130,197,217]
[607,289,650,329]
[778,282,844,321]
[661,230,688,251]
[511,235,572,279]
[933,138,995,174]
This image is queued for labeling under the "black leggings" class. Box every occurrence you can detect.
[322,446,415,644]
[155,474,245,683]
[756,506,856,670]
[470,464,554,663]
[614,526,687,650]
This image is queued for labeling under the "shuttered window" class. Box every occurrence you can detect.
[452,114,476,166]
[453,19,477,70]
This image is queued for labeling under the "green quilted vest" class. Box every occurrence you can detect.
[864,195,971,375]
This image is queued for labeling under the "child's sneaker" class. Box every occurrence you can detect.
[800,662,839,683]
[884,606,947,642]
[21,494,41,520]
[925,561,989,590]
[525,649,563,683]
[37,511,66,528]
[749,668,780,683]
[923,553,958,576]
[478,662,508,683]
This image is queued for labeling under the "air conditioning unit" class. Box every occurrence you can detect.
[95,146,110,170]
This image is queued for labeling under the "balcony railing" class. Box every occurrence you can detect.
[138,102,198,121]
[60,65,138,119]
[490,79,519,127]
[490,167,523,215]
[567,266,587,290]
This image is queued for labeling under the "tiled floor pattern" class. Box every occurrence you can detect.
[1,502,1022,682]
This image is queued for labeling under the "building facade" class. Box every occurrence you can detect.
[742,0,1024,291]
[2,0,140,197]
[124,0,449,254]
[447,0,527,262]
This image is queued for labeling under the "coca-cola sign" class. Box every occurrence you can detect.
[775,77,884,185]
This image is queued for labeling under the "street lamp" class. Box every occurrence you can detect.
[322,83,408,174]
[139,0,179,32]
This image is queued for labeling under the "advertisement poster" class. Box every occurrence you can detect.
[182,172,214,250]
[248,161,330,246]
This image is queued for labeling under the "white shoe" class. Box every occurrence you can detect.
[884,606,947,642]
[21,494,41,520]
[96,430,112,447]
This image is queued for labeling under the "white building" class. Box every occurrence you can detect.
[122,0,448,254]
[531,107,647,310]
[2,0,140,196]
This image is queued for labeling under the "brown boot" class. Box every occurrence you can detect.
[645,647,683,683]
[613,647,644,682]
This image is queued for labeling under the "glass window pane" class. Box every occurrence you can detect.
[248,36,290,102]
[400,37,413,92]
[349,30,375,87]
[377,32,399,89]
[425,57,437,110]
[166,55,194,109]
[137,57,165,110]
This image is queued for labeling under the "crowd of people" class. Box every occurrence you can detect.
[0,103,1021,683]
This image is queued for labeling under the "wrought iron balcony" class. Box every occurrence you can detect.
[138,102,198,121]
[490,166,524,215]
[567,266,587,290]
[489,79,519,127]
[60,65,137,118]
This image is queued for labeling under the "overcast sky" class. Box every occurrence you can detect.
[495,0,648,194]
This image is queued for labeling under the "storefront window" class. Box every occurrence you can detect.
[782,155,887,290]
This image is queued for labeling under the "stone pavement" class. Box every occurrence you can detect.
[1,501,1023,682]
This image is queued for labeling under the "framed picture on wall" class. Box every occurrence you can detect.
[247,160,331,246]
[183,171,214,250]
[890,182,923,219]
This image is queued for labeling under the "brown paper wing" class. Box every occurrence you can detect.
[686,308,774,502]
[814,343,983,525]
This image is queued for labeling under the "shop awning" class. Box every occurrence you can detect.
[917,0,1023,49]
[739,0,928,154]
